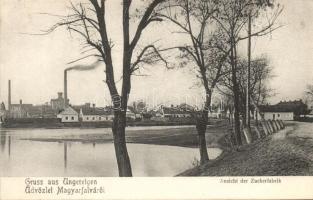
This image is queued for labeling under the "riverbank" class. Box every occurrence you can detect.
[179,121,313,176]
[18,119,229,149]
[1,118,202,129]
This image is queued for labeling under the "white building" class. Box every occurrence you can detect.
[79,107,114,122]
[257,105,294,121]
[257,100,308,121]
[57,107,79,122]
[258,111,294,121]
[161,106,192,118]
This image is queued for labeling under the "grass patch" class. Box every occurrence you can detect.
[179,122,313,176]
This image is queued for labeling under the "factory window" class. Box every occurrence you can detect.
[65,116,68,120]
[71,116,74,120]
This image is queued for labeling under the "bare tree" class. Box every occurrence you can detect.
[217,58,273,111]
[217,56,275,138]
[306,84,313,98]
[304,84,313,109]
[237,57,274,118]
[212,0,282,145]
[157,0,229,164]
[45,0,167,177]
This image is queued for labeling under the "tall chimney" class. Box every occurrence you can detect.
[58,92,63,99]
[64,70,68,107]
[8,80,11,111]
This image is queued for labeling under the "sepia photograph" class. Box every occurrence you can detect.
[0,0,313,199]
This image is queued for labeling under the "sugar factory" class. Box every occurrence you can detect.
[0,72,119,127]
[0,64,212,128]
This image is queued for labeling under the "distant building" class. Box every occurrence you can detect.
[50,92,66,111]
[258,106,294,121]
[148,105,194,121]
[7,99,57,119]
[0,102,6,122]
[208,105,226,119]
[127,106,139,120]
[27,105,57,118]
[9,100,33,118]
[57,106,79,122]
[178,103,197,112]
[161,106,192,118]
[257,100,308,121]
[77,104,114,122]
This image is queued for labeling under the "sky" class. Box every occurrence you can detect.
[0,0,313,108]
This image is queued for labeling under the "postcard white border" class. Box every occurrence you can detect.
[1,176,313,200]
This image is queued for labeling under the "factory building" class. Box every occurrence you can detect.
[9,100,33,118]
[50,92,67,111]
[0,103,6,122]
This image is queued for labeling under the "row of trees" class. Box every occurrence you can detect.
[46,0,282,176]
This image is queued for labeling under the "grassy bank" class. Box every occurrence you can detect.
[126,120,229,148]
[179,122,313,176]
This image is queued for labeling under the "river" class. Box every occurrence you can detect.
[0,126,222,177]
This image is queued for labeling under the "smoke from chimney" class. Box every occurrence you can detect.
[65,60,102,72]
[63,60,102,108]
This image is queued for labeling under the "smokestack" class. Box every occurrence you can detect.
[58,92,63,99]
[63,60,102,109]
[8,80,11,111]
[64,70,68,108]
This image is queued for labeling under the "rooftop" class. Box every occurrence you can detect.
[162,106,192,115]
[259,100,308,114]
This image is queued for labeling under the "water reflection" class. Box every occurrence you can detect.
[8,135,11,157]
[64,142,67,169]
[0,128,222,177]
[1,131,6,152]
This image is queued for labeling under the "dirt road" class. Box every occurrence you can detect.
[179,121,313,176]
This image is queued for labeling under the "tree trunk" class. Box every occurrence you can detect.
[233,79,241,146]
[246,13,252,130]
[196,92,211,164]
[255,110,258,124]
[112,111,132,177]
[230,38,242,146]
[196,115,209,164]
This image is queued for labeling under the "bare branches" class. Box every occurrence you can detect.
[131,44,169,74]
[305,84,313,97]
[130,0,166,51]
[238,5,284,41]
[39,1,105,64]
